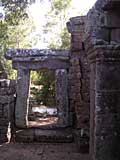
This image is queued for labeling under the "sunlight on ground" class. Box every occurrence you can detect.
[29,117,58,127]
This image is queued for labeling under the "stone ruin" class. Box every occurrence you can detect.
[5,49,70,128]
[0,0,120,160]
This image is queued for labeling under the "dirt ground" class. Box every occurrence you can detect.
[28,117,58,127]
[0,142,90,160]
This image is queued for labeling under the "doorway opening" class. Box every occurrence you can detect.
[28,69,58,128]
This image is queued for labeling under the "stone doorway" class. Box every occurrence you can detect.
[28,69,57,128]
[5,49,70,129]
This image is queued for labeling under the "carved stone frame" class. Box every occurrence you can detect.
[5,49,70,128]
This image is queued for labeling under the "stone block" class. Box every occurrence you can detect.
[95,27,110,42]
[74,129,89,153]
[95,134,120,160]
[96,91,120,114]
[15,129,34,143]
[67,16,86,34]
[105,11,120,27]
[34,129,73,143]
[96,63,120,91]
[76,72,82,79]
[0,80,10,88]
[111,28,120,43]
[0,95,14,104]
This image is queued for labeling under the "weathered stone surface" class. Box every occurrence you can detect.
[5,49,69,59]
[55,69,69,127]
[0,71,7,79]
[15,69,30,128]
[12,55,69,61]
[67,16,90,130]
[67,16,86,34]
[0,79,16,143]
[15,128,73,143]
[67,16,90,154]
[111,29,120,43]
[67,16,86,51]
[84,0,120,159]
[6,49,70,69]
[102,0,120,10]
[12,59,69,70]
[5,48,70,130]
[88,47,120,159]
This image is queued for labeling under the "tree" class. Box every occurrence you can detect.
[30,70,56,107]
[43,0,71,49]
[29,0,72,107]
[0,0,37,78]
[7,18,36,48]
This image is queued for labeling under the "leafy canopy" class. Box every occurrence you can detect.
[0,0,37,78]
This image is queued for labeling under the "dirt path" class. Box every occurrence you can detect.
[0,143,90,160]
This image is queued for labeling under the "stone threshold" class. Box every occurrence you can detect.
[14,127,74,143]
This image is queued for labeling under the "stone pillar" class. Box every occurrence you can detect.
[88,45,120,160]
[55,69,69,127]
[15,68,30,128]
[84,1,120,158]
[67,16,90,152]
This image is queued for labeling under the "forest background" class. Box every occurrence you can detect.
[0,0,95,106]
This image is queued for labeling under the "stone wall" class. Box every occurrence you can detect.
[67,16,90,130]
[67,16,90,152]
[84,0,120,159]
[0,79,16,143]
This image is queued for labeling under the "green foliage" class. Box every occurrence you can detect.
[0,0,37,78]
[30,0,71,106]
[51,0,71,13]
[49,27,70,49]
[2,0,28,25]
[0,0,72,105]
[30,70,56,107]
[7,18,36,48]
[43,0,71,49]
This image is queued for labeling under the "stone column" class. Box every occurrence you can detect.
[55,69,69,127]
[88,45,120,160]
[67,16,90,152]
[15,68,30,128]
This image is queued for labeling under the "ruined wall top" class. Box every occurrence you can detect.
[84,0,120,50]
[95,0,120,10]
[67,16,86,34]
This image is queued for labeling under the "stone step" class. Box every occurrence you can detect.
[15,128,74,143]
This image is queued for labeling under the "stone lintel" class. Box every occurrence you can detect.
[87,44,120,63]
[5,49,69,60]
[11,56,69,62]
[12,59,69,70]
